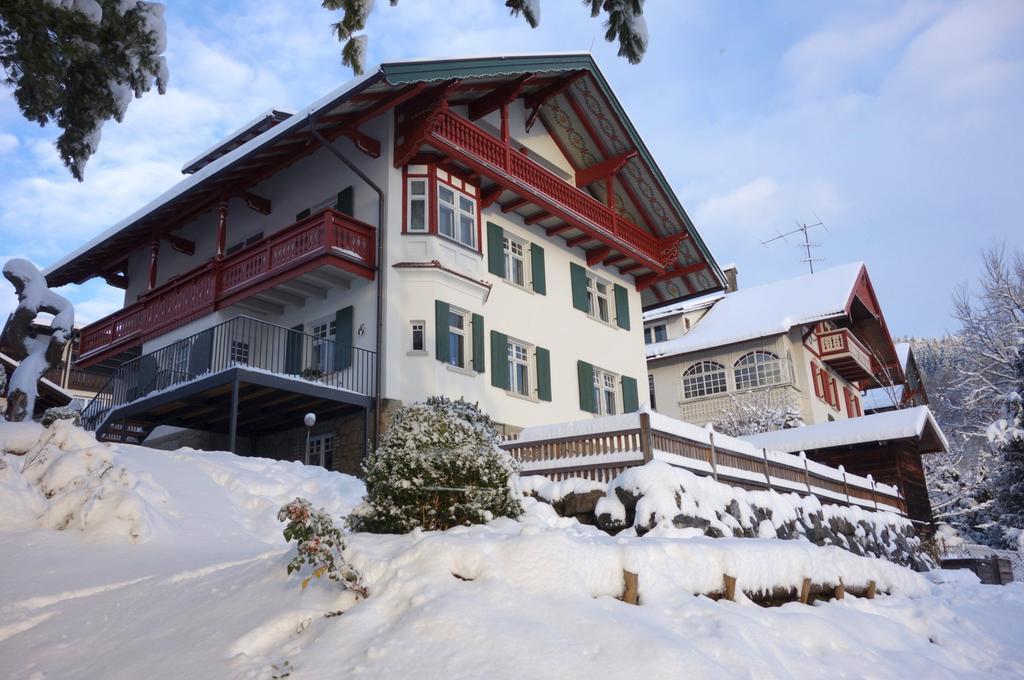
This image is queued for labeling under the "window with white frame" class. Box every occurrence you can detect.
[644,324,667,344]
[447,309,467,369]
[306,433,333,468]
[593,368,619,415]
[681,361,728,399]
[407,178,427,232]
[733,351,784,390]
[230,340,250,365]
[507,339,531,397]
[438,184,477,248]
[312,320,336,373]
[586,273,612,323]
[503,235,527,287]
[411,321,425,352]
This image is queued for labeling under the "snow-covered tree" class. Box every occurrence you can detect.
[987,340,1024,550]
[0,0,168,180]
[708,388,801,438]
[348,396,521,533]
[324,0,649,75]
[3,259,75,422]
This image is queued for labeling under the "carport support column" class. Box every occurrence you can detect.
[228,375,240,453]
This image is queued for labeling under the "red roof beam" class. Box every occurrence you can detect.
[586,246,612,266]
[636,262,706,292]
[575,150,638,188]
[469,74,534,121]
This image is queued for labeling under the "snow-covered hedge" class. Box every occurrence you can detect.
[523,461,931,570]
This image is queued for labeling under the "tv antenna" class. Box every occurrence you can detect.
[761,218,827,273]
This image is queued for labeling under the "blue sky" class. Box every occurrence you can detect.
[1,0,1021,337]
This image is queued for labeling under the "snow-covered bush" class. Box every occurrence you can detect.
[348,397,521,533]
[41,405,82,428]
[278,497,366,597]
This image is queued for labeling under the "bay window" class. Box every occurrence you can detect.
[407,178,427,232]
[438,184,477,248]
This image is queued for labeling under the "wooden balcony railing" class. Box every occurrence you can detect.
[78,209,375,365]
[503,412,907,515]
[817,328,875,382]
[431,110,668,270]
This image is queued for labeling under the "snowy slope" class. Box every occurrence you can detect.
[2,421,1023,679]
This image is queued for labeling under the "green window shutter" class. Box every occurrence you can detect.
[614,284,630,330]
[335,186,354,216]
[621,375,639,413]
[486,222,505,277]
[334,306,353,369]
[535,346,552,401]
[577,360,596,413]
[570,263,589,312]
[490,331,510,389]
[472,313,485,373]
[530,243,546,295]
[285,324,304,374]
[434,300,450,363]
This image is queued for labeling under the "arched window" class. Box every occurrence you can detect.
[733,351,784,390]
[681,361,728,399]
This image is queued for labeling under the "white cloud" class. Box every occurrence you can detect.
[0,132,17,154]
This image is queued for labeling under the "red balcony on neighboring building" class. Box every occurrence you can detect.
[817,328,876,383]
[77,208,375,368]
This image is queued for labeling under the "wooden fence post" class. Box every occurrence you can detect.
[723,574,737,602]
[799,578,812,604]
[800,451,812,493]
[639,411,653,463]
[840,465,851,504]
[868,475,879,511]
[622,570,639,605]
[709,431,719,481]
[833,583,845,600]
[761,448,772,489]
[866,581,876,599]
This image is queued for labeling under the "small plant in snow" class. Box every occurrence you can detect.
[348,396,521,533]
[41,406,82,428]
[277,497,367,597]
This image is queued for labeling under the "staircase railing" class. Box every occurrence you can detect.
[80,315,377,433]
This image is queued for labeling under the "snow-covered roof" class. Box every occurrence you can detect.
[643,289,725,323]
[181,108,293,174]
[861,385,905,413]
[646,262,864,359]
[895,342,911,370]
[740,406,948,454]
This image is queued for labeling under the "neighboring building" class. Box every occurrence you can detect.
[742,406,948,526]
[644,262,905,429]
[862,342,930,414]
[44,54,724,474]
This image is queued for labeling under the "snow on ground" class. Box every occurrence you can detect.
[2,421,1023,679]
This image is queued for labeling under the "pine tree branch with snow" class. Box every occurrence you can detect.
[323,0,650,75]
[0,1,168,181]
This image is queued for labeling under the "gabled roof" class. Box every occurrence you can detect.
[739,405,949,455]
[182,109,292,174]
[643,289,724,323]
[647,262,865,359]
[44,53,723,300]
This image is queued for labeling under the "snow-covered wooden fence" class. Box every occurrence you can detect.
[502,411,907,515]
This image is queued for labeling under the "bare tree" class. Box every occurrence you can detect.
[709,388,801,438]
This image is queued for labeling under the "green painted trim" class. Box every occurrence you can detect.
[487,222,505,277]
[530,243,546,295]
[613,284,630,330]
[334,306,353,369]
[621,375,639,413]
[472,313,485,373]
[434,300,450,363]
[490,330,510,390]
[570,262,589,313]
[577,360,596,413]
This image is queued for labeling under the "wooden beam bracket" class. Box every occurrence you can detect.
[575,150,638,188]
[469,73,533,121]
[240,191,272,216]
[523,70,587,132]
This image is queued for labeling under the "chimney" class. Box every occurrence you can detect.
[723,264,739,292]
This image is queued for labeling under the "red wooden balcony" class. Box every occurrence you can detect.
[817,328,876,383]
[77,209,375,367]
[429,110,673,272]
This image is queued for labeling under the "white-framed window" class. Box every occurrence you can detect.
[682,361,728,399]
[644,324,667,344]
[733,351,784,390]
[448,308,467,369]
[411,320,425,352]
[230,340,250,365]
[586,273,612,323]
[508,339,531,397]
[306,433,333,468]
[503,235,527,287]
[312,320,336,373]
[407,178,427,232]
[438,184,477,248]
[593,368,619,416]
